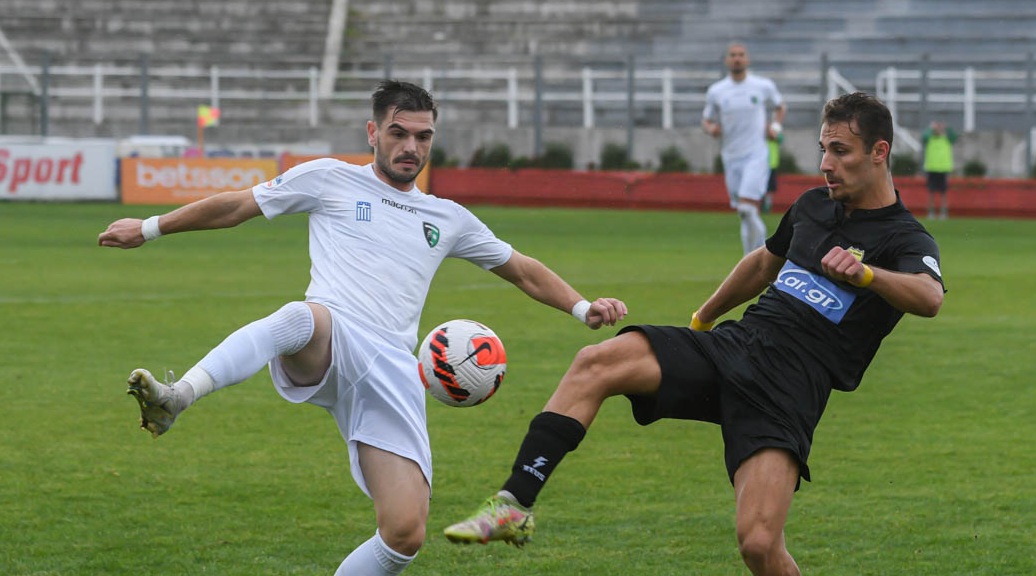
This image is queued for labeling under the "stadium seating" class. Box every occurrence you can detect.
[3,0,1032,89]
[0,0,330,68]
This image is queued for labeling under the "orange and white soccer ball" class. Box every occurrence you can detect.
[417,319,507,407]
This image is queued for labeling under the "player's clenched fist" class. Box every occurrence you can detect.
[821,246,874,288]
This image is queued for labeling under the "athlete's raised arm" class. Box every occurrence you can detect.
[821,246,943,318]
[98,189,263,249]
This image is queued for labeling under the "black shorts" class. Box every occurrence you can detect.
[620,322,833,486]
[926,172,948,193]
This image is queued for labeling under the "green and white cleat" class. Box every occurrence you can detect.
[126,368,186,438]
[444,492,535,547]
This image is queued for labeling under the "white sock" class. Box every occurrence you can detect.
[737,202,767,254]
[178,302,314,403]
[175,365,212,404]
[335,530,415,575]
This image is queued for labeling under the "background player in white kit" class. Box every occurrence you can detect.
[97,80,628,576]
[702,42,786,255]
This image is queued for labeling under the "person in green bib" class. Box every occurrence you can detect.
[922,120,957,219]
[763,132,783,213]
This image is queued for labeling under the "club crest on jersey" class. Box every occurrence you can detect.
[848,246,865,261]
[423,222,440,247]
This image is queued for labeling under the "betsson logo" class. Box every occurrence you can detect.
[135,162,267,189]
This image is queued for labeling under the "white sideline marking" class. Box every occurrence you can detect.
[0,291,294,305]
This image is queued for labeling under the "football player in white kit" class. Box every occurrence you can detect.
[702,42,786,255]
[98,80,628,575]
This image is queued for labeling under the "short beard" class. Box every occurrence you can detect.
[375,154,423,185]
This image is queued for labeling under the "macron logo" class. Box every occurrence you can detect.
[521,456,549,481]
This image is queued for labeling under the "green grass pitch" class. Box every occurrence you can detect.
[1,202,1034,575]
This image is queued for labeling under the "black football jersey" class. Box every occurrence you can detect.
[743,187,945,391]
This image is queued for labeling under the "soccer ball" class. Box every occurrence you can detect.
[417,319,507,407]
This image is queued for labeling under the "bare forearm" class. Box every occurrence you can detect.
[868,268,944,317]
[159,190,261,234]
[698,248,780,322]
[821,247,943,318]
[491,250,628,329]
[497,256,581,313]
[98,189,261,249]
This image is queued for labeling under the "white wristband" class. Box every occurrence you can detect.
[571,299,591,324]
[141,215,163,241]
[769,121,783,134]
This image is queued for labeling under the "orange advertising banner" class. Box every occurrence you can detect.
[120,158,280,205]
[280,154,431,192]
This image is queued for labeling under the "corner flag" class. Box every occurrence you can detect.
[197,105,221,128]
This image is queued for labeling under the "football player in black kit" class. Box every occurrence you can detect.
[445,92,945,576]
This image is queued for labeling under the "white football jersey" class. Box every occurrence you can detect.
[703,73,783,161]
[253,158,513,351]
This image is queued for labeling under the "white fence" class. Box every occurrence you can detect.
[1,60,1034,144]
[876,66,1036,133]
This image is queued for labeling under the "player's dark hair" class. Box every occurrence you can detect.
[371,80,437,124]
[822,92,893,153]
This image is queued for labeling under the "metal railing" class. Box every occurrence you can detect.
[1,56,1034,140]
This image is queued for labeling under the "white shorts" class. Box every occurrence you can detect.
[268,311,431,498]
[723,148,771,207]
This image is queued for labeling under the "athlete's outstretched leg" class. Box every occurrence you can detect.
[127,301,328,437]
[445,331,661,544]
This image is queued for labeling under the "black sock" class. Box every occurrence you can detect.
[501,411,586,508]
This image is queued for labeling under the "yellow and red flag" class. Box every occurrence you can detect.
[197,105,220,128]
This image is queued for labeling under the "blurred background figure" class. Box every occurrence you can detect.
[702,42,786,255]
[922,120,957,220]
[763,129,783,214]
